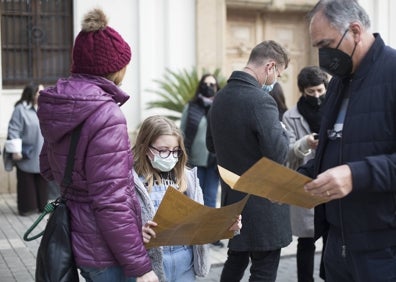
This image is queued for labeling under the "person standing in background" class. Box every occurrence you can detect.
[4,83,48,216]
[269,82,288,121]
[302,0,396,281]
[207,40,291,282]
[180,74,223,247]
[38,8,158,281]
[282,66,328,282]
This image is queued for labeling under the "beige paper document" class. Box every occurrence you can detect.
[145,187,249,249]
[218,157,329,209]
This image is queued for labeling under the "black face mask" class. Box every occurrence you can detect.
[304,95,325,108]
[318,29,357,78]
[200,84,216,98]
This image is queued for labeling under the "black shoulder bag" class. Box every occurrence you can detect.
[24,125,82,282]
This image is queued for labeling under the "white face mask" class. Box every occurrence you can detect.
[262,66,277,92]
[150,154,178,172]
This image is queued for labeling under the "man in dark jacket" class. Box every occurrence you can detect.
[206,40,291,282]
[301,1,396,281]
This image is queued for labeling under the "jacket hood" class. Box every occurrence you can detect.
[38,74,129,143]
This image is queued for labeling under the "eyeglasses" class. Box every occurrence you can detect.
[336,29,349,49]
[274,65,281,78]
[149,146,183,158]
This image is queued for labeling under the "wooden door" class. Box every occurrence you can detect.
[225,9,316,107]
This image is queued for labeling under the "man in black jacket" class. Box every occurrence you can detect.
[206,40,291,282]
[301,0,396,281]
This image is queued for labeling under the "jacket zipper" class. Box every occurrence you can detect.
[338,140,347,258]
[338,79,353,258]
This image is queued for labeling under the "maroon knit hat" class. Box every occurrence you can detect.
[71,9,131,76]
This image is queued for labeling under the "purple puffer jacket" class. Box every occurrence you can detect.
[37,74,152,277]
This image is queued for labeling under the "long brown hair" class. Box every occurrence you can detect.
[132,115,188,192]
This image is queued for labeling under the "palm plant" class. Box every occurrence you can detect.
[146,67,226,121]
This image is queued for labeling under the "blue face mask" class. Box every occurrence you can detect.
[262,66,277,93]
[262,80,277,92]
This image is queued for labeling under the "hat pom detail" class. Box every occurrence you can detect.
[71,8,132,76]
[81,9,108,32]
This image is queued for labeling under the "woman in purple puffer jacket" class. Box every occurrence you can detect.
[37,8,158,282]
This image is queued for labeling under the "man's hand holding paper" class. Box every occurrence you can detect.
[218,157,331,209]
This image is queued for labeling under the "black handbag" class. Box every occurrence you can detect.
[24,125,82,282]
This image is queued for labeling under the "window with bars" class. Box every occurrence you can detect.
[1,0,73,88]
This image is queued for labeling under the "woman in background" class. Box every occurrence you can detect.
[5,83,48,216]
[269,82,288,121]
[180,74,224,247]
[282,66,329,282]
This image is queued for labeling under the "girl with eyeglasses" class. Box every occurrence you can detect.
[132,115,241,282]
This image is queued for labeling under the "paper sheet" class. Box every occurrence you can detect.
[145,187,249,248]
[218,157,328,209]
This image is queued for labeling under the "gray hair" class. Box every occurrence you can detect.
[308,0,370,32]
[247,40,290,69]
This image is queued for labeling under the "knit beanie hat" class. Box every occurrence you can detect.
[71,8,131,76]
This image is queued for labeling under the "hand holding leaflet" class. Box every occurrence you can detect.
[218,157,329,209]
[145,187,248,248]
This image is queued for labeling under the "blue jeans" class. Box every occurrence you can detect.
[197,164,219,208]
[324,228,396,282]
[163,245,195,282]
[220,249,281,282]
[79,266,136,282]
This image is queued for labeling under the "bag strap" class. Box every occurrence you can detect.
[62,123,82,191]
[23,124,83,241]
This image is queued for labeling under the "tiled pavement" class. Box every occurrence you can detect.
[199,244,323,282]
[0,193,42,281]
[0,193,323,281]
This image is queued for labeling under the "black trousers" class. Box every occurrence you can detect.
[297,237,315,282]
[16,167,48,215]
[220,249,281,282]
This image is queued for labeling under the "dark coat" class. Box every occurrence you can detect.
[206,71,291,251]
[299,34,396,251]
